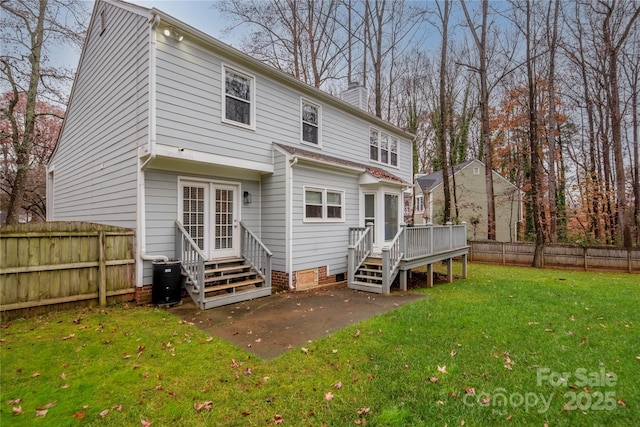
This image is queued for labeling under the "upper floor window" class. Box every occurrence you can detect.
[370,128,398,167]
[301,99,320,146]
[223,66,254,129]
[415,195,425,213]
[304,187,344,222]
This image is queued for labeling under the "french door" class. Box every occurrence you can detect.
[180,180,239,259]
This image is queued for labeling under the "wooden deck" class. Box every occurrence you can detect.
[348,223,469,294]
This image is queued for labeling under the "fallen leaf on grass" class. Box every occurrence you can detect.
[7,398,22,405]
[357,407,370,415]
[334,381,342,389]
[60,373,66,380]
[301,347,309,354]
[122,355,131,359]
[62,333,76,340]
[31,372,41,377]
[428,377,439,383]
[73,411,85,419]
[35,409,48,417]
[325,392,334,401]
[464,387,475,396]
[618,399,626,407]
[99,409,109,417]
[194,401,213,411]
[12,406,22,415]
[141,419,153,426]
[113,404,123,411]
[274,413,283,424]
[437,365,448,374]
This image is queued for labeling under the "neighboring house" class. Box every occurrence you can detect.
[47,0,416,308]
[413,159,522,242]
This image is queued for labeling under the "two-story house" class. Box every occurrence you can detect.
[412,159,523,242]
[47,0,419,308]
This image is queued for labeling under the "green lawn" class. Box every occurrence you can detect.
[1,264,638,426]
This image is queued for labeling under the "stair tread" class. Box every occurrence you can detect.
[205,264,251,274]
[203,278,264,293]
[359,268,383,274]
[204,271,257,283]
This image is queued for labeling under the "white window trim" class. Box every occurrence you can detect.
[303,186,345,223]
[369,127,399,168]
[300,98,322,148]
[473,166,481,175]
[221,63,256,130]
[415,194,425,213]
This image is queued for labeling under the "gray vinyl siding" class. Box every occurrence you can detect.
[143,169,262,285]
[260,151,287,272]
[154,36,412,183]
[291,164,360,274]
[49,2,148,228]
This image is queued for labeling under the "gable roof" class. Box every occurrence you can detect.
[275,144,409,186]
[416,159,475,192]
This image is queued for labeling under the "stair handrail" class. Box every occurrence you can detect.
[381,227,404,294]
[175,220,206,306]
[239,222,272,289]
[347,223,374,284]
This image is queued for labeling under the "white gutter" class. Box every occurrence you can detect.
[286,157,298,290]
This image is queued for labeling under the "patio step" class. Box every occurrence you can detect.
[188,258,267,306]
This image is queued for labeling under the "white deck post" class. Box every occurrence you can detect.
[426,263,433,287]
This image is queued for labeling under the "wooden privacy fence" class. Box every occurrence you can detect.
[1,222,135,319]
[470,241,640,273]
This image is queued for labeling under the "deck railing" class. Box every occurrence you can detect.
[175,221,206,307]
[382,227,404,293]
[347,223,374,284]
[240,222,272,289]
[403,222,468,260]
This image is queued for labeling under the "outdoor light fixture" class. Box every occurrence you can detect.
[163,27,183,41]
[243,191,252,205]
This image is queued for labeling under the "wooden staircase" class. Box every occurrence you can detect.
[349,257,384,294]
[185,257,270,309]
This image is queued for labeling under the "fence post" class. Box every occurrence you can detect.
[427,222,433,254]
[98,230,106,307]
[628,248,632,274]
[447,221,453,249]
[584,247,588,271]
[502,242,506,265]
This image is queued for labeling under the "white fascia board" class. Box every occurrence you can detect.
[148,143,273,174]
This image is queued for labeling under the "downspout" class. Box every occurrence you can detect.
[287,156,299,290]
[136,13,162,286]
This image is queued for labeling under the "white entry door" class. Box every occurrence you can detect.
[180,181,240,259]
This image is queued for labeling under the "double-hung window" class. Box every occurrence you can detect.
[369,128,398,167]
[223,65,254,128]
[301,100,320,145]
[304,188,344,222]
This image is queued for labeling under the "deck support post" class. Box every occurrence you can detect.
[399,270,407,291]
[461,253,468,279]
[447,258,453,283]
[426,263,433,287]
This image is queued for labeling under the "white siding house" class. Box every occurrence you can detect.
[48,0,414,307]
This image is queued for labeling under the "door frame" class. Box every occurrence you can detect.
[178,177,241,259]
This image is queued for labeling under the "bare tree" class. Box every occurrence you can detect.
[460,0,496,239]
[597,0,640,248]
[0,0,87,224]
[216,0,346,88]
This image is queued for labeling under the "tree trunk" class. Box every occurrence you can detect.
[6,0,47,224]
[546,0,560,243]
[439,0,451,223]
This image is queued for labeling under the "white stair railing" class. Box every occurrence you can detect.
[175,221,206,307]
[240,222,272,289]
